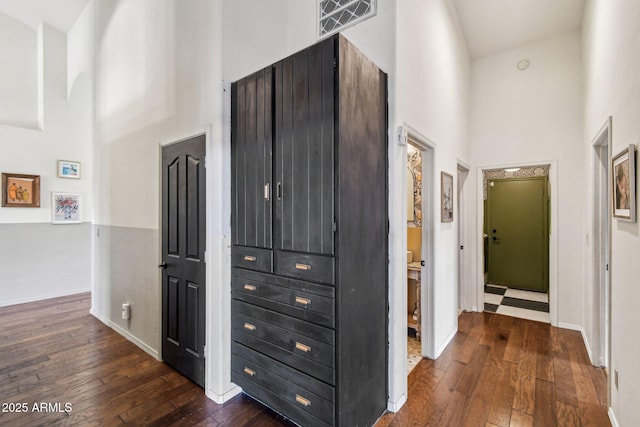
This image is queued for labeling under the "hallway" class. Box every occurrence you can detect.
[0,294,608,426]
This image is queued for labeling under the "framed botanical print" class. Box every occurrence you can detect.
[441,171,453,222]
[52,192,81,224]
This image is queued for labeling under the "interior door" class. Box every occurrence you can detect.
[274,39,335,255]
[487,177,548,292]
[161,135,206,387]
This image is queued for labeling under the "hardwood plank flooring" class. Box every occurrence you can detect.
[0,294,608,426]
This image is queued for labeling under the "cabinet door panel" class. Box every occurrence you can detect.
[232,67,273,249]
[274,39,334,255]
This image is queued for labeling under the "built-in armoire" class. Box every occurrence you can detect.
[230,34,388,427]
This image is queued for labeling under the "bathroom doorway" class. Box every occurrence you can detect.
[404,130,435,374]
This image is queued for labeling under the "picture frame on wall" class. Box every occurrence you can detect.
[612,144,637,222]
[57,160,81,179]
[441,171,454,222]
[1,173,41,208]
[52,192,81,224]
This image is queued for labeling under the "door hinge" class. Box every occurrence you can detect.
[606,264,609,271]
[460,245,464,250]
[204,156,207,168]
[333,57,337,70]
[333,222,337,232]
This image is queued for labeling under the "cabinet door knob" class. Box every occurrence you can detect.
[295,394,311,407]
[243,284,257,292]
[264,183,270,200]
[243,255,257,262]
[295,263,311,271]
[243,323,256,331]
[276,182,282,200]
[243,367,256,377]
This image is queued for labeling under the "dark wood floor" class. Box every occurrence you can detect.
[0,293,609,426]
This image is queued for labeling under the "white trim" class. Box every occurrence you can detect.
[435,324,458,358]
[0,289,90,309]
[475,160,559,327]
[90,308,160,360]
[386,393,407,413]
[457,162,470,311]
[608,407,620,427]
[206,384,243,405]
[558,322,593,362]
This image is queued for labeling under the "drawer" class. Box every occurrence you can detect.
[232,308,334,368]
[275,251,334,285]
[232,301,334,385]
[232,343,334,426]
[232,246,273,272]
[231,273,335,328]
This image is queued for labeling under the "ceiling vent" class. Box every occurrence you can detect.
[318,0,376,38]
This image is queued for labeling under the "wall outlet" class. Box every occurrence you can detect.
[122,303,131,320]
[614,369,619,389]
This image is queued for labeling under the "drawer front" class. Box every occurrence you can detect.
[232,309,334,369]
[232,275,335,328]
[275,251,334,284]
[232,246,273,272]
[232,344,334,426]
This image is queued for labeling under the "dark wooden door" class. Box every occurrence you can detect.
[274,39,335,255]
[161,135,206,387]
[231,67,273,250]
[487,177,549,292]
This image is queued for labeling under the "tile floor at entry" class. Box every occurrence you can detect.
[484,283,550,323]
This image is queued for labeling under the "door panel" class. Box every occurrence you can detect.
[487,177,548,292]
[231,67,273,249]
[161,135,206,387]
[274,39,335,255]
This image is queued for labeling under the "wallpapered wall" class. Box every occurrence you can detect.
[408,144,422,227]
[483,165,549,199]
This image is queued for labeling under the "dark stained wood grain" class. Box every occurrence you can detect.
[0,295,609,427]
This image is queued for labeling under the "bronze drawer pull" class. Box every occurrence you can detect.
[295,296,311,306]
[295,342,311,353]
[295,263,311,271]
[243,367,256,377]
[295,394,311,407]
[243,323,256,331]
[243,284,257,292]
[243,255,257,262]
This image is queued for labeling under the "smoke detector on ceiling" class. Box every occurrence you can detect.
[517,59,530,70]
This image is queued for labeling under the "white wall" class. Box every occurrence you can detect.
[0,15,93,306]
[469,31,585,328]
[583,1,640,425]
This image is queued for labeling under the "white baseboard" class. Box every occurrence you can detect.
[435,327,458,359]
[608,407,620,427]
[206,384,242,404]
[557,322,593,365]
[0,288,90,308]
[90,309,159,360]
[387,393,407,413]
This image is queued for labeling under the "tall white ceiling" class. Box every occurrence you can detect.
[0,0,89,33]
[452,0,585,59]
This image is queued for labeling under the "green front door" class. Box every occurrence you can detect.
[487,177,549,292]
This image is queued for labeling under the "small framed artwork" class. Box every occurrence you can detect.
[1,173,40,207]
[52,192,81,224]
[441,171,454,222]
[57,160,81,179]
[612,144,637,222]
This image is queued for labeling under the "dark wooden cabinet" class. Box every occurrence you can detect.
[231,34,388,427]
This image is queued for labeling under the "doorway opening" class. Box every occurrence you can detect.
[591,117,611,400]
[404,129,435,375]
[482,165,551,323]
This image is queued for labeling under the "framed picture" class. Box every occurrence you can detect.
[1,173,40,207]
[52,192,81,224]
[612,144,637,222]
[57,160,81,179]
[441,171,453,222]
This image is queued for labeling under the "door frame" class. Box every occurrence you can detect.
[402,125,436,360]
[591,117,612,379]
[457,161,470,311]
[158,126,240,402]
[475,160,559,326]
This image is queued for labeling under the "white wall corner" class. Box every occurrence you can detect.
[608,407,620,427]
[434,325,458,359]
[206,384,242,405]
[387,392,407,413]
[37,22,44,130]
